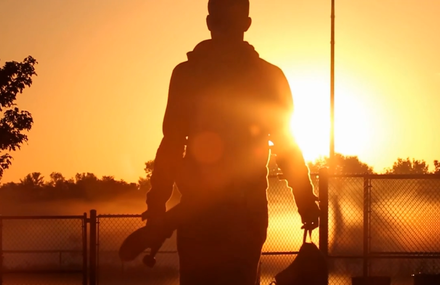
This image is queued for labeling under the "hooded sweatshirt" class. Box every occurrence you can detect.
[147,39,315,222]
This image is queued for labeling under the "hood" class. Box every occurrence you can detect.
[187,39,259,66]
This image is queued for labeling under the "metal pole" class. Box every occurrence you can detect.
[330,0,336,172]
[363,176,371,278]
[82,212,88,285]
[89,210,97,285]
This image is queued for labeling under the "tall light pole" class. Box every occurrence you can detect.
[330,0,335,172]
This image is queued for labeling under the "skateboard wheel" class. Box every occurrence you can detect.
[142,255,156,267]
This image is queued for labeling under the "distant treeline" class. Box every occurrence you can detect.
[1,155,439,205]
[0,172,146,205]
[308,155,440,175]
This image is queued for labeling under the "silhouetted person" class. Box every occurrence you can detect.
[146,0,320,284]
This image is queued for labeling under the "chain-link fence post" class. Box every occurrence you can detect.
[96,215,100,285]
[90,209,97,285]
[82,212,88,285]
[363,176,371,278]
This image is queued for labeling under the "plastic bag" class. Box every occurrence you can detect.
[272,229,328,285]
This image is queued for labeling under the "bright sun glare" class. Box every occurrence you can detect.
[285,69,378,164]
[288,74,330,162]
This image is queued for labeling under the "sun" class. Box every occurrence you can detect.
[285,71,330,162]
[284,68,383,165]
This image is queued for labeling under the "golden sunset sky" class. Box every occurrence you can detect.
[1,0,439,183]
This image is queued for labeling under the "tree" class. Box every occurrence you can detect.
[138,160,155,191]
[20,172,45,188]
[385,158,429,174]
[307,153,374,174]
[144,160,155,179]
[0,56,37,179]
[433,160,440,175]
[75,172,98,183]
[49,172,66,187]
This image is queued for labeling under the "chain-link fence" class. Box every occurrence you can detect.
[96,214,179,285]
[0,215,87,285]
[328,174,440,285]
[1,173,439,285]
[92,175,317,285]
[260,175,320,284]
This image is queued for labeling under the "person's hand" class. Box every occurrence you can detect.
[299,198,320,230]
[141,209,173,240]
[141,209,149,221]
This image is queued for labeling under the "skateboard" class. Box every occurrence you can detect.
[118,203,183,267]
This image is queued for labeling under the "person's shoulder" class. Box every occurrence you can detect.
[255,57,286,79]
[254,56,284,74]
[168,61,195,83]
[252,57,291,96]
[172,61,191,74]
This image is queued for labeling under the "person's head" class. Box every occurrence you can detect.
[206,0,252,42]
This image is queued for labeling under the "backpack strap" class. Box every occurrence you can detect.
[303,228,313,244]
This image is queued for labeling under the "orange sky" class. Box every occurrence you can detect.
[1,0,439,183]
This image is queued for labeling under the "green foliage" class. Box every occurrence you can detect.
[0,56,37,179]
[307,153,374,174]
[385,158,430,174]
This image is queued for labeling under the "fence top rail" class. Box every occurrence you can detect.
[279,173,440,179]
[3,250,84,253]
[328,174,440,179]
[277,174,319,179]
[3,269,83,274]
[98,214,141,218]
[370,251,440,256]
[0,215,85,220]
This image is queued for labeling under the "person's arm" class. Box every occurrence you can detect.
[146,64,189,217]
[268,67,320,228]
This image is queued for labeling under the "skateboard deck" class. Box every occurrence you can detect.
[119,226,153,262]
[118,203,183,266]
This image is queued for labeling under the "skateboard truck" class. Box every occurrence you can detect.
[142,245,159,267]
